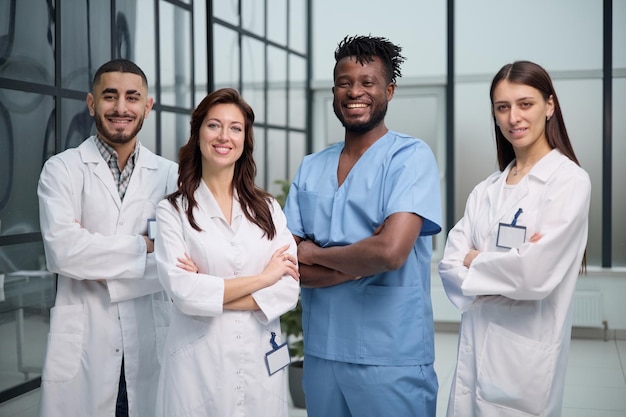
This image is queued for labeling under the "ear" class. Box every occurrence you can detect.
[144,97,154,118]
[546,94,555,119]
[86,93,95,116]
[386,82,396,101]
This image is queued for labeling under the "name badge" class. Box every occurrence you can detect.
[265,332,291,376]
[496,207,526,249]
[496,223,527,249]
[147,218,157,240]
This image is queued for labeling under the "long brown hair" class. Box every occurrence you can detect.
[489,61,580,171]
[167,88,277,239]
[490,61,586,271]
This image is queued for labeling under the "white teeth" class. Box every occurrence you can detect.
[346,103,367,109]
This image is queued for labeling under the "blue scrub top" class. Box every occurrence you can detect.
[284,131,442,366]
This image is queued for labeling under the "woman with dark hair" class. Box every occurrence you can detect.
[153,88,300,417]
[439,61,590,417]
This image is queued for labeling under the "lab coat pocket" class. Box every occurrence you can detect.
[476,323,556,416]
[41,304,84,382]
[152,299,171,365]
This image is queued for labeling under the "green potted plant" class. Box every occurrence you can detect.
[273,179,306,409]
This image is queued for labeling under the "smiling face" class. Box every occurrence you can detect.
[199,103,246,173]
[87,71,153,148]
[332,56,395,134]
[492,79,554,152]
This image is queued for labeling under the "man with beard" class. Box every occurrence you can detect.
[283,35,442,417]
[37,59,177,417]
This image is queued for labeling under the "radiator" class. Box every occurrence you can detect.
[571,290,604,328]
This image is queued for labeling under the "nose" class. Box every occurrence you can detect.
[509,106,521,124]
[114,98,128,113]
[347,84,363,98]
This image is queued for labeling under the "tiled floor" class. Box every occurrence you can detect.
[1,332,625,417]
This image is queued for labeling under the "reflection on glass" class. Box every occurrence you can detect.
[242,0,265,36]
[0,100,13,213]
[61,0,110,90]
[213,25,240,89]
[0,90,52,236]
[267,47,286,126]
[161,111,189,163]
[160,2,192,108]
[0,0,54,85]
[0,242,54,393]
[267,0,287,46]
[62,99,95,151]
[242,36,266,124]
[289,0,306,53]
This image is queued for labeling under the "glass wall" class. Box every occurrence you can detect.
[212,0,310,196]
[0,0,204,402]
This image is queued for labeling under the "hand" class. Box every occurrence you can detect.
[463,249,480,268]
[261,245,299,286]
[296,239,320,266]
[143,235,154,253]
[528,232,543,243]
[177,253,199,273]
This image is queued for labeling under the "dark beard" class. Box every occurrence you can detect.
[333,101,388,134]
[93,113,144,144]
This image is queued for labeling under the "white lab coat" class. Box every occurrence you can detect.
[37,136,178,417]
[438,149,590,417]
[153,180,300,417]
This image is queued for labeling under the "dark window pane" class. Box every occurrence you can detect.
[61,1,111,91]
[0,0,55,85]
[0,89,53,236]
[289,0,306,53]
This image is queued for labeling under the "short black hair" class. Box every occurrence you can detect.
[92,58,148,89]
[334,35,405,85]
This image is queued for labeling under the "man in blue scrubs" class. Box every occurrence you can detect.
[283,35,442,417]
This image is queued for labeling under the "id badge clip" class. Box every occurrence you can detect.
[496,208,526,249]
[265,332,291,376]
[147,218,157,240]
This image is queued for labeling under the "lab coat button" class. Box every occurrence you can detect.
[462,388,469,394]
[465,345,472,353]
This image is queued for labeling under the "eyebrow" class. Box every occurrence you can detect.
[494,96,537,104]
[101,88,142,96]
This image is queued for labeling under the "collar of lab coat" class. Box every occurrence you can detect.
[195,180,243,229]
[78,136,162,208]
[485,148,566,231]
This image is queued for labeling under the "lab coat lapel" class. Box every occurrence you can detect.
[124,144,158,202]
[475,164,530,250]
[80,137,122,210]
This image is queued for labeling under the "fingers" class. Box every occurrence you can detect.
[176,253,199,273]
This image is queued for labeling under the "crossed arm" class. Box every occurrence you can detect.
[295,212,423,288]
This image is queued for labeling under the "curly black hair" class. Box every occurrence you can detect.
[334,35,406,85]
